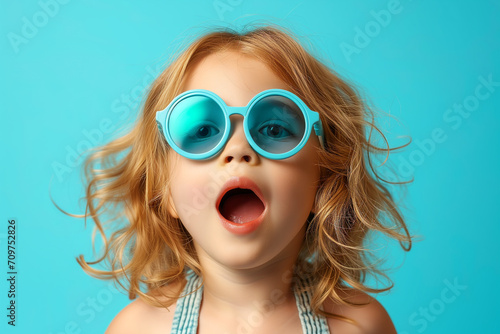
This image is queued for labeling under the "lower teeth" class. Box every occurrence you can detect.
[229,215,244,224]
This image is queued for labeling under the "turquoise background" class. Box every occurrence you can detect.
[1,0,499,333]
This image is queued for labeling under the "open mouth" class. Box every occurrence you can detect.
[218,188,266,224]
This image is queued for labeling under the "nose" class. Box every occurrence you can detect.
[219,115,259,165]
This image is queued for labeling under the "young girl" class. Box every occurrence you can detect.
[68,24,413,333]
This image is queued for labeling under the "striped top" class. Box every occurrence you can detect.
[170,270,330,334]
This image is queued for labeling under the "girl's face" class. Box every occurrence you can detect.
[167,51,322,270]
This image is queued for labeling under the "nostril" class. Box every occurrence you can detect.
[225,155,251,163]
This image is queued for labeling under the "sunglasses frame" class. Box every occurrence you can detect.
[156,89,325,160]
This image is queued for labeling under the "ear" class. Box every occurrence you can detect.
[167,193,179,219]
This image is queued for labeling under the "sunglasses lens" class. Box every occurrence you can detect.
[168,95,226,154]
[247,95,306,154]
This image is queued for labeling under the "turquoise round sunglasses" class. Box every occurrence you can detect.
[155,89,325,160]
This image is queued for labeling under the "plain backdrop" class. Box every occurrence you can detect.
[1,0,499,333]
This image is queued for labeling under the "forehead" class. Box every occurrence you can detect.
[182,51,289,107]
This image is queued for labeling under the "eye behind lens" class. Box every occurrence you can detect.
[169,95,226,154]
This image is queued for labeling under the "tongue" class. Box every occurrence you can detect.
[220,193,265,224]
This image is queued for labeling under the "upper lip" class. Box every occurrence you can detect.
[216,176,267,212]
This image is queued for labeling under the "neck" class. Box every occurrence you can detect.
[194,226,306,318]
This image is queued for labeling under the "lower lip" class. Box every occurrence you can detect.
[217,209,266,235]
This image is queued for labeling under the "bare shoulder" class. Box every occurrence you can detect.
[105,279,185,334]
[322,288,397,334]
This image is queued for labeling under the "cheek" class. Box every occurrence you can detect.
[269,141,321,218]
[269,161,319,219]
[169,160,216,221]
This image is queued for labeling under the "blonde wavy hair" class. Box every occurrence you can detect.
[55,23,414,325]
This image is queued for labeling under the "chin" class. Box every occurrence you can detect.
[201,241,278,271]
